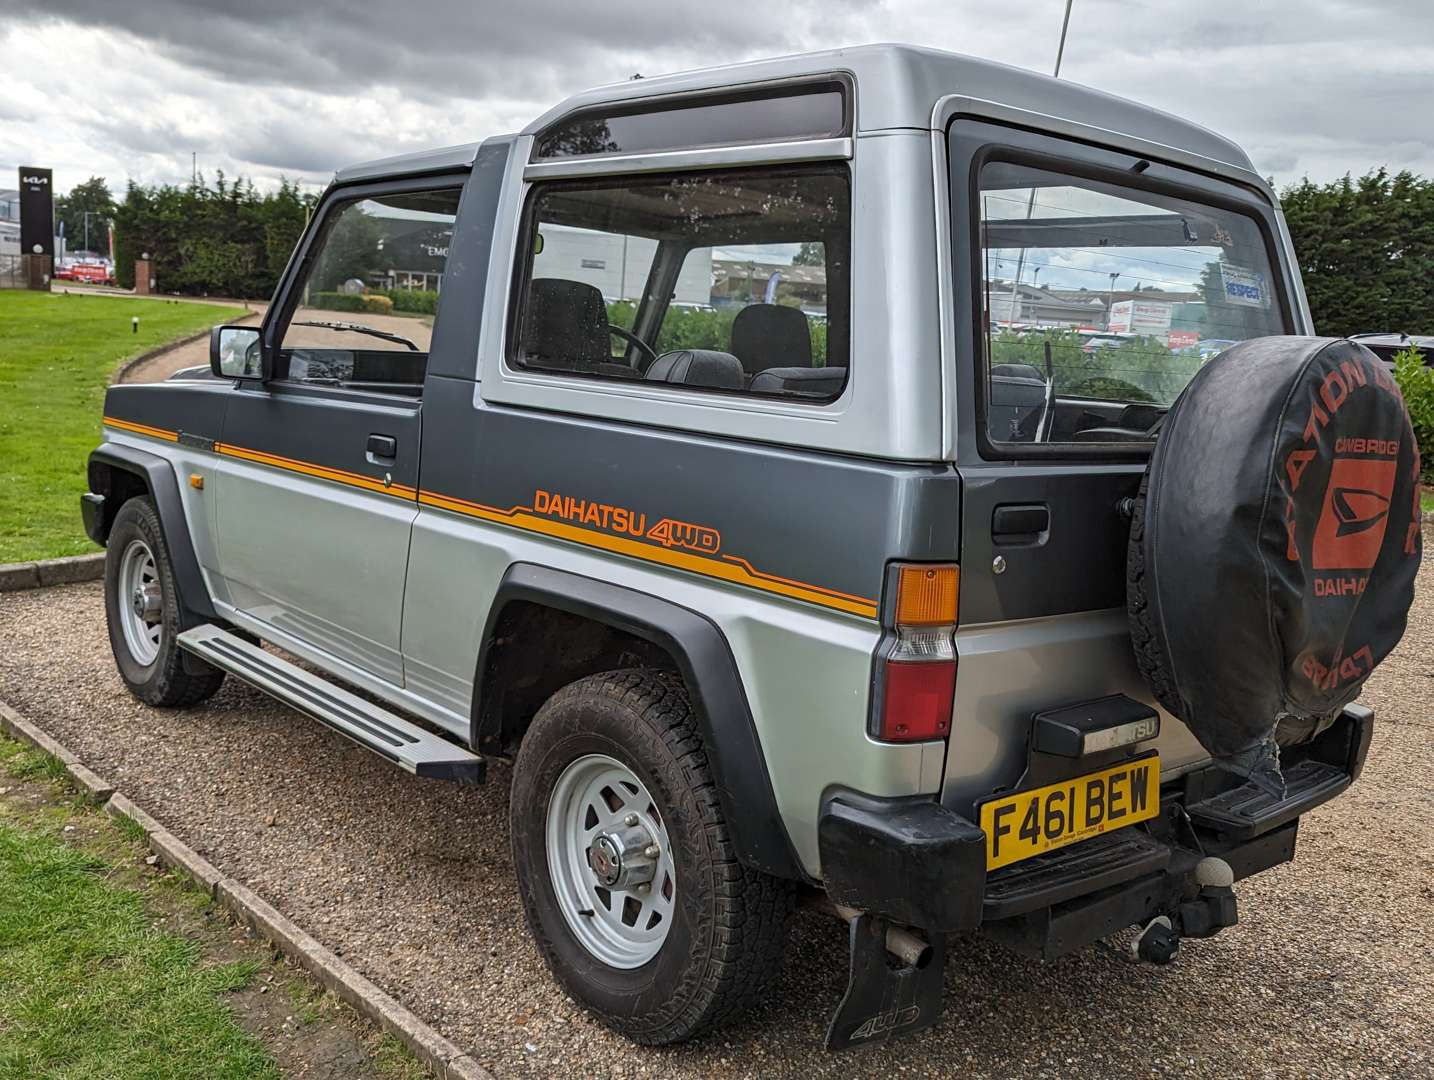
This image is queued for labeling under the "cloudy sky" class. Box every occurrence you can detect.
[1,0,1430,197]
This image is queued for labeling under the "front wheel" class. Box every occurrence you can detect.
[509,669,794,1045]
[104,496,224,707]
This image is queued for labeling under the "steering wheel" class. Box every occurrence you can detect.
[608,324,658,369]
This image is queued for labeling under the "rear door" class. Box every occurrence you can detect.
[213,180,463,685]
[942,119,1298,815]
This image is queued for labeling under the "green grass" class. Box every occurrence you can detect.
[1422,490,1432,514]
[0,814,278,1079]
[0,291,236,562]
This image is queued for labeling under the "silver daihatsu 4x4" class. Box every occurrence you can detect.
[84,45,1420,1051]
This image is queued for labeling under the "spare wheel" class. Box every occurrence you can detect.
[1128,336,1422,789]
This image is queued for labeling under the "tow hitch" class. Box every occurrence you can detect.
[1132,856,1239,965]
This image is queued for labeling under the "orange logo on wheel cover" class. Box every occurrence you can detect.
[1312,457,1397,569]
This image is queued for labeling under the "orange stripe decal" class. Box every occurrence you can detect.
[103,416,179,442]
[417,489,879,619]
[102,416,878,618]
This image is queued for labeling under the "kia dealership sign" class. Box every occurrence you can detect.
[19,166,54,257]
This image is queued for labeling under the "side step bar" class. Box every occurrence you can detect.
[178,624,484,784]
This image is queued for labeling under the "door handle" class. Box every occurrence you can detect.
[992,504,1049,545]
[366,434,397,464]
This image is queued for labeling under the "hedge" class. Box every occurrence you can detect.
[309,292,394,315]
[1392,346,1434,482]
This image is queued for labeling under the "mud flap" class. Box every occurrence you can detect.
[825,914,945,1052]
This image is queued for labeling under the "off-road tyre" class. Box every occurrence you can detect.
[104,496,225,707]
[1125,470,1183,720]
[509,668,795,1045]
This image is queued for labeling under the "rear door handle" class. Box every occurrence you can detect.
[992,504,1050,545]
[366,433,397,464]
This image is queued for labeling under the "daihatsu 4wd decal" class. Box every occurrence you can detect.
[533,489,722,554]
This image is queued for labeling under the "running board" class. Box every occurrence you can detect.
[178,624,484,784]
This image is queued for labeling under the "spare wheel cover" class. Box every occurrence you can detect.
[1128,336,1422,787]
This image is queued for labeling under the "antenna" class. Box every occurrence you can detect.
[1053,0,1074,78]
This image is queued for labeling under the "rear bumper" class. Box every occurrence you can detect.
[818,703,1373,947]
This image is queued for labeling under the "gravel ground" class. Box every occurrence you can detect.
[1,559,1430,1079]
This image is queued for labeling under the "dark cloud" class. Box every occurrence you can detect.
[0,1,1429,193]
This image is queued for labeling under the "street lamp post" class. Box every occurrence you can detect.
[1106,272,1120,329]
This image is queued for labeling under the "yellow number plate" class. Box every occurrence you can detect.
[980,754,1160,871]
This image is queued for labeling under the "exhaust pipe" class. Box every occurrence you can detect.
[832,903,933,969]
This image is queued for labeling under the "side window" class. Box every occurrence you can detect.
[975,161,1287,445]
[275,186,462,395]
[512,167,850,402]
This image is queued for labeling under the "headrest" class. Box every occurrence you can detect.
[645,349,745,389]
[521,279,610,370]
[730,304,813,375]
[990,362,1046,383]
[748,366,846,398]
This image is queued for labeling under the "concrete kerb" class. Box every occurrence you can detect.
[0,553,106,594]
[0,697,495,1080]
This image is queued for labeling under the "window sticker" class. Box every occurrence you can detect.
[1219,261,1271,309]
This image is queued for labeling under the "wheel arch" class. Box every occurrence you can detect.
[87,443,218,625]
[473,562,805,881]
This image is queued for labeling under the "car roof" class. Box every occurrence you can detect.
[336,44,1256,184]
[524,44,1254,169]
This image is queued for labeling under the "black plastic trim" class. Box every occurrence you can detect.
[80,492,105,544]
[86,443,218,625]
[818,793,987,931]
[473,562,804,881]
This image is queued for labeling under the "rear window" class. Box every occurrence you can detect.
[976,161,1287,445]
[510,166,850,403]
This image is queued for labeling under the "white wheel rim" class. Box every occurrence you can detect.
[117,538,163,666]
[546,753,676,969]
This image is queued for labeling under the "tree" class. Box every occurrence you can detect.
[112,174,316,297]
[55,176,114,256]
[1281,168,1434,337]
[791,241,824,266]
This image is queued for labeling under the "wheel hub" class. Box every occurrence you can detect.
[131,583,162,620]
[547,754,677,969]
[587,820,658,890]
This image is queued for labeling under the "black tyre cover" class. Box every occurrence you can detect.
[1129,337,1422,790]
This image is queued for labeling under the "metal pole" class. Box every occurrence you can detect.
[1054,0,1074,78]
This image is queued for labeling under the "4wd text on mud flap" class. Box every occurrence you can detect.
[850,1006,921,1041]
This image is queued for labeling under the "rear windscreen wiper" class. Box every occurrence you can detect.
[291,320,420,352]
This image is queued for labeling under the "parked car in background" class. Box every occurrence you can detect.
[1349,332,1433,367]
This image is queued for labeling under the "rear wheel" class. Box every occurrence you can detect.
[509,669,795,1045]
[104,496,224,707]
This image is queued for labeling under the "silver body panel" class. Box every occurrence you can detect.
[401,497,938,876]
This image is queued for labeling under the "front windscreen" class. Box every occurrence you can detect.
[977,161,1287,445]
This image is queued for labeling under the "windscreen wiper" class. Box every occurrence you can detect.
[291,320,420,352]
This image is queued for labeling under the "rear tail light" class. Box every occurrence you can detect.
[876,564,959,742]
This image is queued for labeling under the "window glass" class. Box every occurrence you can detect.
[532,84,846,160]
[513,168,849,402]
[277,187,461,395]
[977,162,1286,444]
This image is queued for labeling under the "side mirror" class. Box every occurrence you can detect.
[210,324,265,380]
